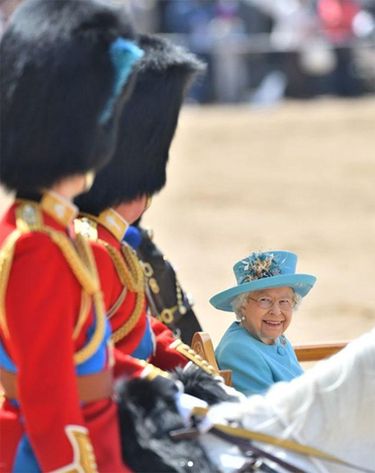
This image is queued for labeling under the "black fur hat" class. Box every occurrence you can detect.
[75,34,205,215]
[0,0,141,192]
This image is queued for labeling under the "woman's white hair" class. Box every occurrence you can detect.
[231,290,302,320]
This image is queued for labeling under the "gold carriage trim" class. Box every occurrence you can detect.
[170,339,219,377]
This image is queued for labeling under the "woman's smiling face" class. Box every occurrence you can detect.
[240,286,295,345]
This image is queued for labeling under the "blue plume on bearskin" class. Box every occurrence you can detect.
[75,34,205,215]
[0,0,138,192]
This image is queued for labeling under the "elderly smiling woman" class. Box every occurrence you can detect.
[210,250,316,395]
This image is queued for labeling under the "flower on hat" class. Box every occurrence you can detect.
[240,253,282,284]
[210,250,316,311]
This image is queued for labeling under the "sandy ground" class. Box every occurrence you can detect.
[1,97,375,347]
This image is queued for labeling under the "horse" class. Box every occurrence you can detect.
[117,328,375,473]
[202,327,375,473]
[117,364,239,473]
[125,224,203,345]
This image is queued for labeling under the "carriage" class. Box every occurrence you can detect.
[116,330,375,473]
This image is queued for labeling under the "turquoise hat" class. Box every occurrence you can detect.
[209,250,316,312]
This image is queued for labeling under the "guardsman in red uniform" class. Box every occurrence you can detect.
[0,0,143,471]
[75,35,213,379]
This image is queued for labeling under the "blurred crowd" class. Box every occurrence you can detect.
[128,0,375,104]
[2,0,375,104]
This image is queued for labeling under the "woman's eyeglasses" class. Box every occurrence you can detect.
[247,296,295,310]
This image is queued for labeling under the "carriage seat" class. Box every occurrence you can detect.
[191,331,232,386]
[293,340,348,362]
[191,331,349,385]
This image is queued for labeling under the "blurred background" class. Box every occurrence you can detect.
[1,0,375,345]
[3,0,375,104]
[124,0,375,105]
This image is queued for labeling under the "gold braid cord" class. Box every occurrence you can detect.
[32,228,105,364]
[100,241,144,292]
[170,339,219,377]
[98,240,145,344]
[106,287,126,319]
[1,205,107,365]
[111,290,145,344]
[72,292,91,340]
[0,230,22,338]
[23,226,106,365]
[73,234,106,364]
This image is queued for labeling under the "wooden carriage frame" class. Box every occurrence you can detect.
[191,331,348,386]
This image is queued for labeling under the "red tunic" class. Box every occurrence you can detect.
[76,210,188,380]
[0,195,129,473]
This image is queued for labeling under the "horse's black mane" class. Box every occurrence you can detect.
[172,364,237,405]
[116,366,297,473]
[117,373,220,473]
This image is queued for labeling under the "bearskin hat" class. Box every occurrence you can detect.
[0,0,142,192]
[75,34,205,215]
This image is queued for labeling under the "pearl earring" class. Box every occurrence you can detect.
[240,315,246,322]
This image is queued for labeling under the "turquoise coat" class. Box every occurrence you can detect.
[215,322,303,395]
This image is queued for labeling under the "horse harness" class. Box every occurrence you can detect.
[170,420,375,473]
